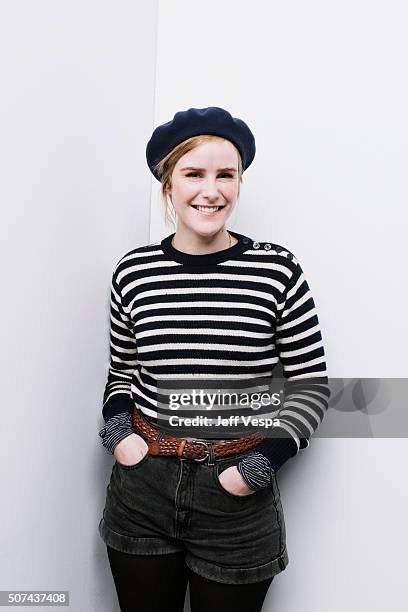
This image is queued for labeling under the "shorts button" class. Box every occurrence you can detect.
[253,241,260,249]
[264,243,271,250]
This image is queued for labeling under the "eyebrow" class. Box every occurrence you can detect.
[180,166,237,173]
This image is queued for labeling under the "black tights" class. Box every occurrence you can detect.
[107,545,274,612]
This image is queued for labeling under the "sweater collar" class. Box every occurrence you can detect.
[161,230,252,266]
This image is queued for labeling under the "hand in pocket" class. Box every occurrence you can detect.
[218,465,255,497]
[113,433,149,467]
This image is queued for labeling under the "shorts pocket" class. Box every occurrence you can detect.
[213,458,257,502]
[115,450,151,470]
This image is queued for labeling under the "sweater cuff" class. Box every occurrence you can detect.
[99,411,135,454]
[102,396,135,422]
[253,427,298,473]
[236,452,273,491]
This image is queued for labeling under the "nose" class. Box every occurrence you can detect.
[200,178,220,202]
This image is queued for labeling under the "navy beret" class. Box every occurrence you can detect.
[146,106,256,181]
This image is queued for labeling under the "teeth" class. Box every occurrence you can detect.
[194,206,220,213]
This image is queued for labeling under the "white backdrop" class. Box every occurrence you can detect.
[0,1,158,611]
[150,2,408,610]
[1,1,407,611]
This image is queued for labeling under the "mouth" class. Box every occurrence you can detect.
[190,204,225,215]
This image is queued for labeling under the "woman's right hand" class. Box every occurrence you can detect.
[113,433,149,466]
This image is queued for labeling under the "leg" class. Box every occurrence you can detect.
[188,568,274,612]
[106,545,188,612]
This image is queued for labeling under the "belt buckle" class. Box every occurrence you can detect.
[192,441,210,462]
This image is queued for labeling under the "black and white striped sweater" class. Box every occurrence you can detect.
[99,230,330,490]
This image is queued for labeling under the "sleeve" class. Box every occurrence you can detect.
[236,451,274,491]
[101,269,139,423]
[98,412,134,454]
[252,252,331,472]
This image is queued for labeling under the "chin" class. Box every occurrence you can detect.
[188,207,231,227]
[187,222,226,237]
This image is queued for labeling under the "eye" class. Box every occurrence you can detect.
[185,172,234,178]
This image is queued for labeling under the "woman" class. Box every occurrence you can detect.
[98,107,330,612]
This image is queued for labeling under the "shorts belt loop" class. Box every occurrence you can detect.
[207,441,215,466]
[177,439,187,457]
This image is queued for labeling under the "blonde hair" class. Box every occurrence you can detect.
[153,135,244,227]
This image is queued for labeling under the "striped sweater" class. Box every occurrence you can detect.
[99,230,330,489]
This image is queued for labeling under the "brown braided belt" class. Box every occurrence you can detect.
[132,407,267,462]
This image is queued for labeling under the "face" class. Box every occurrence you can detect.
[165,140,240,237]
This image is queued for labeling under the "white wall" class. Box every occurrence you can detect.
[151,1,408,610]
[0,1,157,610]
[0,1,406,611]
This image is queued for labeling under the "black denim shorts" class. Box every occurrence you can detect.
[98,444,289,585]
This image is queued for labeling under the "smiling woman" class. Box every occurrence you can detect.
[98,106,330,612]
[157,134,243,252]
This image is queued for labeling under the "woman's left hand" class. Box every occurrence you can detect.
[218,466,255,496]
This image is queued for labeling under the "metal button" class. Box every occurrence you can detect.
[242,237,249,244]
[287,252,293,260]
[264,243,271,250]
[253,241,260,249]
[275,246,282,253]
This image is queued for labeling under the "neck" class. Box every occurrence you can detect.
[171,227,236,255]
